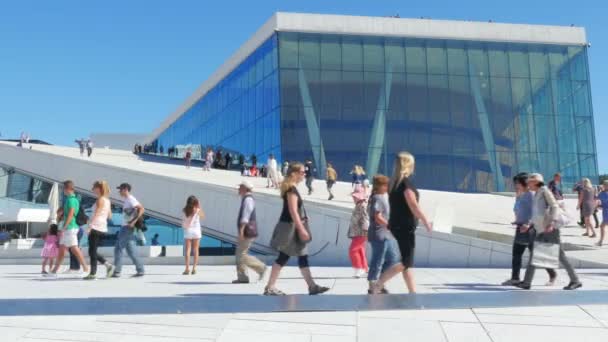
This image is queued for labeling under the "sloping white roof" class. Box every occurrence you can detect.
[0,198,50,224]
[147,12,587,143]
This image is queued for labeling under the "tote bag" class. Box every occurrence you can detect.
[531,241,560,269]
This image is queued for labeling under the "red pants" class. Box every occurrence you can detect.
[349,236,368,270]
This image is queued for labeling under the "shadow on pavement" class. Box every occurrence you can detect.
[3,290,608,316]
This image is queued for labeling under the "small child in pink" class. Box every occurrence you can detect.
[41,224,59,274]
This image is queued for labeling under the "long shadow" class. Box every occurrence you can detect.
[3,290,608,316]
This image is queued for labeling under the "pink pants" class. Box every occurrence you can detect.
[349,236,368,270]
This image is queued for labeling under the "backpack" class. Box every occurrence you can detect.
[76,206,89,226]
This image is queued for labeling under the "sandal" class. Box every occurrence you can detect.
[182,270,190,275]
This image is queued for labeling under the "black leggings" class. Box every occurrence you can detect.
[88,230,107,275]
[275,252,309,268]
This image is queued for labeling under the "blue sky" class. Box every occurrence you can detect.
[0,0,606,171]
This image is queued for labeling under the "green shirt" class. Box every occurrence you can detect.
[63,193,80,230]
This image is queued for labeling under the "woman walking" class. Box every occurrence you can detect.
[348,186,369,278]
[351,165,367,191]
[579,178,597,238]
[516,173,582,290]
[596,180,608,246]
[84,180,115,280]
[265,163,330,296]
[501,173,556,286]
[370,152,432,294]
[182,196,205,275]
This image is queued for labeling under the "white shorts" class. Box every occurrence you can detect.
[183,228,201,240]
[60,229,79,247]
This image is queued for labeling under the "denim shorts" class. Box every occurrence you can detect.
[368,238,402,281]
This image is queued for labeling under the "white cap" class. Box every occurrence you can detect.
[528,173,545,184]
[238,180,254,191]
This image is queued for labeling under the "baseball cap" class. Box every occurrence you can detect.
[238,180,254,191]
[117,183,132,191]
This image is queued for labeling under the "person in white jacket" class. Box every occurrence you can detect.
[266,154,279,188]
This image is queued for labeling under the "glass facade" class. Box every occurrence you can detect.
[155,35,281,162]
[278,32,597,192]
[153,30,597,193]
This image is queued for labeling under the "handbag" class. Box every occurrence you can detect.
[269,206,311,256]
[531,230,561,269]
[243,221,258,238]
[531,241,560,269]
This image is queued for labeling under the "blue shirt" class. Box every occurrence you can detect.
[599,192,608,220]
[514,191,533,225]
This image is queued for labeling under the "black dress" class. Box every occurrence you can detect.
[388,177,419,268]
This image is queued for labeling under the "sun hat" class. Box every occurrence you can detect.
[238,180,254,191]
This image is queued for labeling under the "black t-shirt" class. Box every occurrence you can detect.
[304,163,314,178]
[388,177,419,231]
[279,186,303,223]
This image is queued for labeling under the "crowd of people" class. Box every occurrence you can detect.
[38,148,608,295]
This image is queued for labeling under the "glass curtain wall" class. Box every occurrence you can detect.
[278,32,597,192]
[155,34,281,163]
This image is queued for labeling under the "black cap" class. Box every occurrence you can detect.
[117,183,131,191]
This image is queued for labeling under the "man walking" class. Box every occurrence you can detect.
[266,154,279,188]
[326,162,337,200]
[86,139,94,157]
[232,180,267,283]
[112,183,145,278]
[48,180,89,277]
[304,159,315,195]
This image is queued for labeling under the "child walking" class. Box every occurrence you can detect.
[41,224,59,274]
[348,186,369,278]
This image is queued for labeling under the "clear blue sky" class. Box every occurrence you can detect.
[0,0,606,171]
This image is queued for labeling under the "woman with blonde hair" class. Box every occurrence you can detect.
[370,152,432,294]
[182,195,205,275]
[266,162,330,296]
[351,165,367,190]
[84,180,115,280]
[579,178,597,238]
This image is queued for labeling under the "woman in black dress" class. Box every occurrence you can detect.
[264,162,330,296]
[371,152,432,294]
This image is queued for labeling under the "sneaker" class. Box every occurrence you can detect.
[131,272,145,278]
[232,279,249,284]
[515,283,531,290]
[110,273,121,278]
[354,269,367,279]
[596,242,603,247]
[501,279,521,286]
[258,266,268,282]
[328,195,334,201]
[545,276,557,286]
[105,264,115,278]
[83,274,97,280]
[263,287,286,296]
[309,284,330,295]
[563,282,583,290]
[44,272,58,278]
[182,270,190,275]
[41,271,48,275]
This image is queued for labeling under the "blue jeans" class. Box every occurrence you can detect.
[114,227,145,274]
[367,239,401,281]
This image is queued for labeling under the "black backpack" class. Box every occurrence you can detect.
[76,206,88,226]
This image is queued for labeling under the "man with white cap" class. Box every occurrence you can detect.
[232,180,267,283]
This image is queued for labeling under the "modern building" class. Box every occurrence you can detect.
[148,12,597,193]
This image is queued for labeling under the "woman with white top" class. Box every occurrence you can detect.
[83,180,114,280]
[182,195,205,275]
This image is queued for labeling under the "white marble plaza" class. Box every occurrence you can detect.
[3,265,608,341]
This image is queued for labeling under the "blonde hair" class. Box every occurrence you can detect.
[93,180,110,198]
[352,165,365,176]
[280,162,304,197]
[390,152,415,191]
[582,178,593,190]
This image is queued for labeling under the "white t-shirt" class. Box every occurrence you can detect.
[240,197,255,224]
[122,194,141,226]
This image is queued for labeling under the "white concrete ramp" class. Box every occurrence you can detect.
[0,141,603,268]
